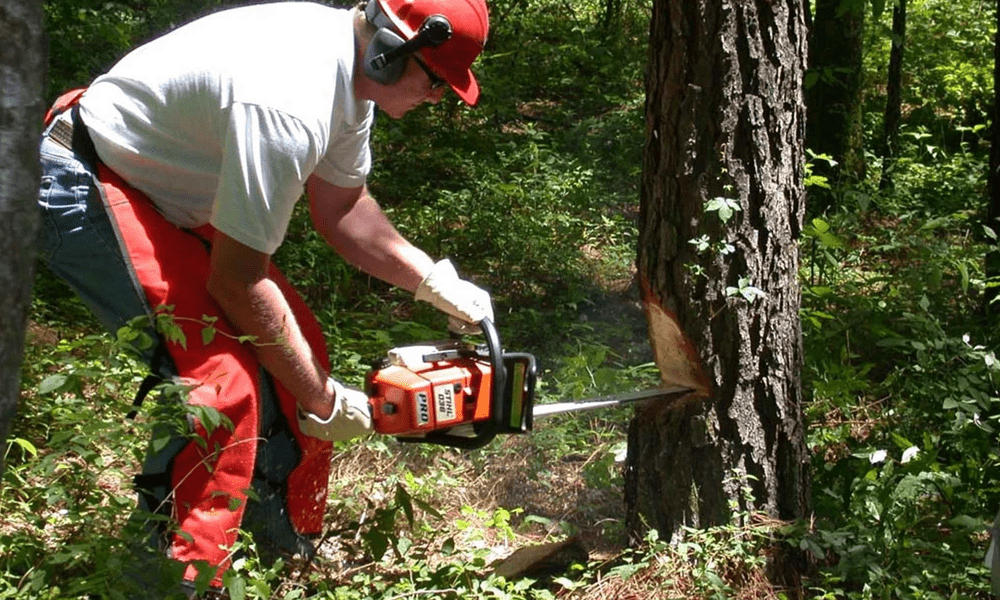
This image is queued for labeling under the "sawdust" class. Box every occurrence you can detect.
[317,429,632,573]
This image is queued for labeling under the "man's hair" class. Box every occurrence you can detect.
[354,1,378,43]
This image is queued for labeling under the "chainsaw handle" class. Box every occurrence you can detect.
[408,317,505,450]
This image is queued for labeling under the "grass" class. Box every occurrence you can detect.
[5,247,785,600]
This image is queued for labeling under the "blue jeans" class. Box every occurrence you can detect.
[38,115,157,359]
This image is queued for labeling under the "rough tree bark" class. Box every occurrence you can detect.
[626,0,811,581]
[879,0,907,191]
[0,0,45,472]
[806,0,867,213]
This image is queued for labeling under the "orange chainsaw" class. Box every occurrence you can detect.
[366,319,692,449]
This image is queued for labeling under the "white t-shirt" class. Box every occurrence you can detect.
[79,2,374,255]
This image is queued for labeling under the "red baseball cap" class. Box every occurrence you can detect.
[376,0,490,105]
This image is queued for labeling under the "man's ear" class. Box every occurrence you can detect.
[363,27,408,85]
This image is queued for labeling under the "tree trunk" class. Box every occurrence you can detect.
[627,0,811,576]
[806,0,867,213]
[987,0,1000,314]
[879,0,907,191]
[0,0,45,472]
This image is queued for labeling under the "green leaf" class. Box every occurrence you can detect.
[553,577,581,590]
[156,314,188,350]
[201,326,217,346]
[949,515,986,531]
[804,218,843,248]
[9,437,38,457]
[804,173,831,189]
[706,571,727,590]
[367,530,389,560]
[957,261,970,293]
[705,197,741,224]
[38,374,68,395]
[441,537,456,555]
[150,431,173,454]
[689,235,711,252]
[223,572,247,600]
[396,536,412,555]
[251,581,270,598]
[117,325,139,343]
[890,432,914,449]
[412,496,443,519]
[395,482,415,527]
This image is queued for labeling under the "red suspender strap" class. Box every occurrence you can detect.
[43,88,86,125]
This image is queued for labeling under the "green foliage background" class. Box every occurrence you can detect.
[4,0,1000,598]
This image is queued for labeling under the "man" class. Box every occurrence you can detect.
[37,0,492,595]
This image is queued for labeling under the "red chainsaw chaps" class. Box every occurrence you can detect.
[46,89,334,583]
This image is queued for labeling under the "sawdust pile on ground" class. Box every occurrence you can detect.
[322,433,628,556]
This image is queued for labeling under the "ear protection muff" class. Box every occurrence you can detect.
[363,0,453,86]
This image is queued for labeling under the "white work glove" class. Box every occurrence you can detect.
[414,259,495,334]
[297,378,373,442]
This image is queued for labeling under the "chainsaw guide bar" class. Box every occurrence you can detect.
[532,385,694,419]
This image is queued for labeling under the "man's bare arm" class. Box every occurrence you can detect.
[306,176,434,293]
[206,231,334,418]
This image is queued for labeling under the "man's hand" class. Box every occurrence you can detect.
[415,259,494,334]
[298,378,373,442]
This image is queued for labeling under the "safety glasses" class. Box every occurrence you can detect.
[414,57,447,91]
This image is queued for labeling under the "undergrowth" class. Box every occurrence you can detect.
[799,136,999,599]
[5,0,1000,598]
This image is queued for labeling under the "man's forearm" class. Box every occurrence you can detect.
[325,195,434,292]
[207,250,334,419]
[307,178,434,293]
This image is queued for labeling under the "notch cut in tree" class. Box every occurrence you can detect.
[642,284,712,399]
